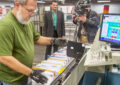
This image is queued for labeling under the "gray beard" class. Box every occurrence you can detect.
[16,9,30,24]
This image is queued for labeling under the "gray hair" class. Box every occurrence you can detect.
[14,0,28,6]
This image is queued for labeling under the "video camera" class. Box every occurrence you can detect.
[74,0,91,16]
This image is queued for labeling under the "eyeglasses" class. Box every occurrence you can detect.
[23,6,35,14]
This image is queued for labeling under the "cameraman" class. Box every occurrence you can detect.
[73,5,100,43]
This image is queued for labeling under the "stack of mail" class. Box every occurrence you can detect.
[32,47,73,85]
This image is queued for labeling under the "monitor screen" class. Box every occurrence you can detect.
[65,14,72,21]
[99,14,120,45]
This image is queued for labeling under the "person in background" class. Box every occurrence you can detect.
[44,0,65,60]
[0,6,3,19]
[73,4,102,85]
[0,0,66,85]
[73,5,100,43]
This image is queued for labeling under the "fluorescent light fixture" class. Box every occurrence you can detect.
[37,0,45,3]
[97,0,111,3]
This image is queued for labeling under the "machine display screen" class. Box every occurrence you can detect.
[65,14,72,21]
[99,14,120,45]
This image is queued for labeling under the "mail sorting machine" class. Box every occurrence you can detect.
[32,42,86,85]
[51,42,85,85]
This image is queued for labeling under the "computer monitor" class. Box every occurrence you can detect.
[65,14,72,21]
[99,13,120,45]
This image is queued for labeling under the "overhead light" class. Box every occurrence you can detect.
[97,0,111,3]
[37,0,45,3]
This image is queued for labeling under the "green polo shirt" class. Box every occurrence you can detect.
[0,12,40,84]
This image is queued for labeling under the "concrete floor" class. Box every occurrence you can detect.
[33,44,46,63]
[33,44,62,64]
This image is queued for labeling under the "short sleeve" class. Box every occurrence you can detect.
[30,22,40,41]
[34,29,40,41]
[0,24,14,56]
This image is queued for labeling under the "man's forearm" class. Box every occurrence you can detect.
[35,36,52,45]
[0,56,32,76]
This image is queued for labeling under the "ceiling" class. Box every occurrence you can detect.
[0,0,13,3]
[65,0,120,4]
[91,0,120,4]
[0,0,120,4]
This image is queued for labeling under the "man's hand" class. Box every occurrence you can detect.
[78,15,87,23]
[30,70,48,84]
[72,15,77,22]
[51,38,67,46]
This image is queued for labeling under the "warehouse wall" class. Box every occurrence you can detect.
[0,2,120,14]
[0,2,13,8]
[91,4,120,14]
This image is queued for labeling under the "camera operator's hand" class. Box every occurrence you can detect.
[79,15,87,23]
[72,15,77,21]
[72,15,78,24]
[51,38,67,46]
[30,70,48,84]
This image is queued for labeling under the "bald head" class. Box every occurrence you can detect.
[12,0,37,24]
[14,0,36,6]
